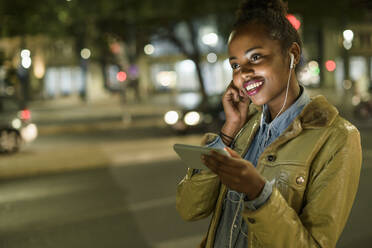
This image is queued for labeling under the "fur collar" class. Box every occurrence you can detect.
[298,95,338,128]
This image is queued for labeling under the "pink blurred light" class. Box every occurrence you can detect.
[116,71,127,82]
[286,14,301,30]
[21,109,31,121]
[325,60,336,72]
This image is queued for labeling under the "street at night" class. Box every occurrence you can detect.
[1,0,372,247]
[0,99,371,247]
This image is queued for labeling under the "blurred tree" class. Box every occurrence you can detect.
[129,0,239,105]
[1,0,371,102]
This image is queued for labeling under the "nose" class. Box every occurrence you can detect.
[240,63,254,80]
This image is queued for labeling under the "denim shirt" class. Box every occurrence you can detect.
[207,86,310,248]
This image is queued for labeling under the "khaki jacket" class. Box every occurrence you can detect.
[176,95,362,248]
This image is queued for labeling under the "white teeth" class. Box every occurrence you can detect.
[245,81,264,91]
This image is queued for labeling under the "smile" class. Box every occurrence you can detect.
[243,80,265,96]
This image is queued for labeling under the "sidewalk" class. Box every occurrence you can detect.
[29,94,174,135]
[0,93,200,179]
[28,90,371,134]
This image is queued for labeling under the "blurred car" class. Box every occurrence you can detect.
[164,92,225,134]
[0,96,38,153]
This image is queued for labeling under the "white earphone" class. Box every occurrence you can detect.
[289,53,294,69]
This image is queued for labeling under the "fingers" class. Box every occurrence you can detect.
[201,152,247,174]
[224,147,240,158]
[224,86,239,103]
[224,81,240,102]
[209,151,245,169]
[201,154,246,190]
[201,153,225,173]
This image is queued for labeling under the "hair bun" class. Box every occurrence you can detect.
[239,0,288,16]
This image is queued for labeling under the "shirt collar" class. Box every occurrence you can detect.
[260,86,310,136]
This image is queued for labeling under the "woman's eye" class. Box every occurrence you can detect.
[251,54,262,62]
[231,63,240,70]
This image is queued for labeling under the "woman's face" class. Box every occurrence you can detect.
[228,23,292,107]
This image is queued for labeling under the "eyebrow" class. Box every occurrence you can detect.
[229,46,263,61]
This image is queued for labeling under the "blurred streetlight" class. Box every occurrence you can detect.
[343,29,354,50]
[144,44,155,55]
[343,40,352,50]
[21,57,32,69]
[80,48,91,59]
[207,53,217,63]
[343,30,354,42]
[21,49,32,69]
[202,33,218,46]
[21,49,31,58]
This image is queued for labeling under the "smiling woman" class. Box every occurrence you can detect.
[176,0,362,248]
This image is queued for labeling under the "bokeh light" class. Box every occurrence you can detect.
[343,30,354,41]
[33,56,45,79]
[286,14,301,30]
[202,33,218,46]
[21,57,32,69]
[144,44,155,55]
[343,40,353,50]
[116,71,127,82]
[80,48,91,59]
[325,60,336,72]
[21,49,31,58]
[207,53,217,63]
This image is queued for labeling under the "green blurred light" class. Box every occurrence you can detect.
[311,68,320,75]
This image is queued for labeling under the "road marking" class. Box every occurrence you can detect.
[0,181,96,204]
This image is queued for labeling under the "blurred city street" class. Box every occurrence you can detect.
[0,95,371,247]
[0,95,210,248]
[1,0,372,246]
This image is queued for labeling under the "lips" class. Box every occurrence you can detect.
[243,78,265,95]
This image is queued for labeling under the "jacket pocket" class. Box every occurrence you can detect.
[273,165,308,213]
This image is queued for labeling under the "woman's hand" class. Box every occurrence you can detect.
[221,81,251,138]
[201,147,265,200]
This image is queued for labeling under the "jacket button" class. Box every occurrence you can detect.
[296,176,305,185]
[267,155,276,162]
[247,218,256,224]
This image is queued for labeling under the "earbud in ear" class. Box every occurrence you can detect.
[289,53,294,69]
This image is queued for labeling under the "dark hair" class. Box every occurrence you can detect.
[234,0,302,55]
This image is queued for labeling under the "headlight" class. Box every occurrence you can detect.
[11,118,22,129]
[184,111,201,126]
[164,111,179,125]
[20,123,38,142]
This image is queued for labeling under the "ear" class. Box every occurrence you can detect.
[288,42,301,67]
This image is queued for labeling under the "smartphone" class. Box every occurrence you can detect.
[173,143,230,170]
